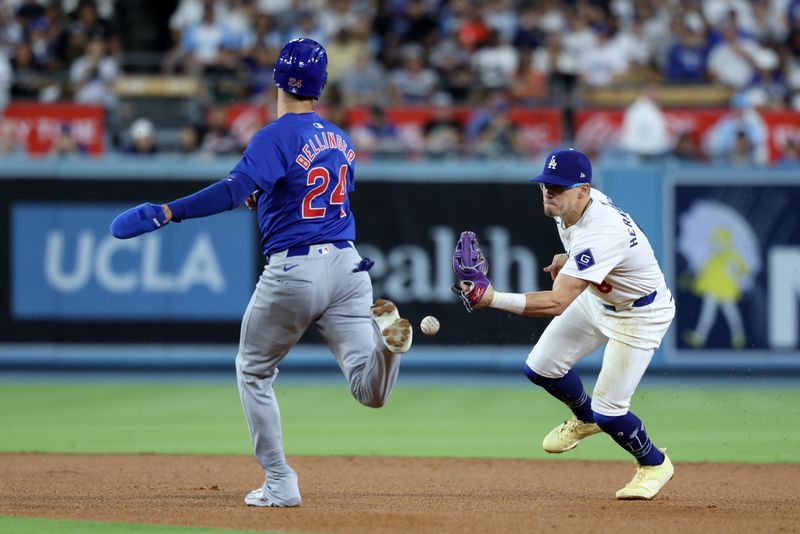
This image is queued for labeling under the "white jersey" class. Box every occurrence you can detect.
[555,188,665,306]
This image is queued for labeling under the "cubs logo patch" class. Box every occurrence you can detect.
[574,249,595,271]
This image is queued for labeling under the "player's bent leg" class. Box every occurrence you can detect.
[331,298,408,408]
[318,305,402,408]
[524,294,606,453]
[524,365,596,423]
[524,365,601,453]
[316,257,407,408]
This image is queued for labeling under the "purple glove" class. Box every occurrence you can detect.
[110,202,169,239]
[451,230,491,312]
[452,230,488,275]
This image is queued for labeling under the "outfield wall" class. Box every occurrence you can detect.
[1,157,798,374]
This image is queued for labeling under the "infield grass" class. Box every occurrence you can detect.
[1,381,798,463]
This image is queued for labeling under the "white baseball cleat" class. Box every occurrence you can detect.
[542,416,602,453]
[615,448,674,500]
[371,298,413,354]
[244,487,302,508]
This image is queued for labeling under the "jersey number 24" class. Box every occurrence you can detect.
[302,165,347,219]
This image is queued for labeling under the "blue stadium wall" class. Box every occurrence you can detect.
[1,158,798,374]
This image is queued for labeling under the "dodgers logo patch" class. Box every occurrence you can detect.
[574,249,595,271]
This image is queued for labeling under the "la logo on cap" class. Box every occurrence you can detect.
[547,155,557,169]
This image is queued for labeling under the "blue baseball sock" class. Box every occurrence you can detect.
[593,411,665,466]
[523,365,595,423]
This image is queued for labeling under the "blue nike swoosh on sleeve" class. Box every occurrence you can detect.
[283,264,300,272]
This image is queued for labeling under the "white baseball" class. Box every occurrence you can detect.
[420,315,440,336]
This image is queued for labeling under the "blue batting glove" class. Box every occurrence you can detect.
[110,203,169,239]
[353,257,375,273]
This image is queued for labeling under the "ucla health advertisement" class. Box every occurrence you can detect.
[12,203,254,320]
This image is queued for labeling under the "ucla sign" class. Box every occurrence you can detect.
[12,203,255,320]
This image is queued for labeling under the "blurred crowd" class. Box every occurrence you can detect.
[1,0,800,163]
[0,0,117,106]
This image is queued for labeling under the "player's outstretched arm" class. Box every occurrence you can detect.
[488,273,589,317]
[109,172,258,239]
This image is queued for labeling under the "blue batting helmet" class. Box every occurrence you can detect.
[273,38,328,100]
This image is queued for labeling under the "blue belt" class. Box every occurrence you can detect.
[286,241,352,257]
[602,290,657,312]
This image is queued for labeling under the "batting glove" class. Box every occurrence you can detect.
[110,202,169,239]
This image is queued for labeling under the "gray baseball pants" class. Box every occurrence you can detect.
[235,243,401,505]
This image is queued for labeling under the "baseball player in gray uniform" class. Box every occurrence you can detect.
[110,39,413,507]
[453,149,676,500]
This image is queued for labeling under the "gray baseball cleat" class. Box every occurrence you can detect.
[244,470,302,507]
[371,298,413,353]
[244,487,301,507]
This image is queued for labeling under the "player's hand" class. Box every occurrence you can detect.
[452,230,491,312]
[109,202,170,239]
[451,267,492,312]
[543,253,568,281]
[245,191,259,211]
[460,281,494,309]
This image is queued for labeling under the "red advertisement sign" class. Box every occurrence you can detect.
[3,103,105,156]
[509,108,564,155]
[207,103,270,147]
[345,106,563,155]
[574,108,800,163]
[768,111,800,159]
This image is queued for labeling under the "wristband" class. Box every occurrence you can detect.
[489,291,526,314]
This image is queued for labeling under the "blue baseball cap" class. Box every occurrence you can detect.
[530,149,592,187]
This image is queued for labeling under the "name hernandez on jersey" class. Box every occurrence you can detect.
[555,189,665,306]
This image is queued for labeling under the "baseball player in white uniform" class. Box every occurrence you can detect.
[456,149,676,500]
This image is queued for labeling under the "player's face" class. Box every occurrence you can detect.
[539,183,584,217]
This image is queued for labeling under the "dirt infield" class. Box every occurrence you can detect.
[1,454,799,533]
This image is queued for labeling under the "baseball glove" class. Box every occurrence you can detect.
[451,230,491,312]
